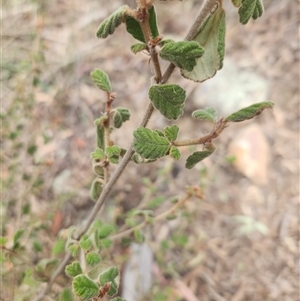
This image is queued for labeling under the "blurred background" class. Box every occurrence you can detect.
[2,0,299,300]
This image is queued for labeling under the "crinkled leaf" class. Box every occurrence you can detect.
[170,146,181,160]
[238,0,264,24]
[91,148,105,160]
[182,3,226,82]
[79,234,92,251]
[131,43,147,54]
[106,145,121,157]
[192,107,217,122]
[185,145,215,169]
[158,39,175,47]
[159,41,204,71]
[164,124,179,142]
[111,298,127,301]
[65,261,83,277]
[108,279,119,296]
[86,252,102,266]
[96,5,127,38]
[96,126,105,149]
[90,178,103,201]
[126,5,159,43]
[149,84,186,120]
[99,266,119,286]
[113,107,130,128]
[108,155,119,164]
[97,224,115,239]
[72,275,99,300]
[225,101,274,122]
[133,127,170,159]
[58,288,74,301]
[68,244,80,257]
[91,69,111,93]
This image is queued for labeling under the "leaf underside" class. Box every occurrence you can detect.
[182,3,226,82]
[192,107,217,122]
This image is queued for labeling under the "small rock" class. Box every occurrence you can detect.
[227,124,270,185]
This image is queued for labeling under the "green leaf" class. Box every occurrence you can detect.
[111,297,127,301]
[96,125,105,149]
[134,229,145,244]
[164,124,179,142]
[170,146,181,160]
[106,145,121,157]
[108,155,119,164]
[131,43,147,54]
[52,239,66,256]
[231,0,242,7]
[192,107,217,122]
[58,288,74,301]
[0,236,8,246]
[91,148,105,160]
[133,127,170,159]
[99,266,119,286]
[238,0,264,24]
[126,5,159,43]
[33,240,43,252]
[13,229,24,247]
[182,3,226,82]
[91,69,111,93]
[97,224,115,239]
[185,145,215,169]
[65,261,83,277]
[72,275,99,300]
[113,108,130,128]
[148,84,186,120]
[158,39,175,47]
[86,252,102,266]
[159,41,204,71]
[225,101,274,122]
[79,234,92,251]
[90,178,103,201]
[96,5,128,38]
[108,279,119,296]
[68,244,80,257]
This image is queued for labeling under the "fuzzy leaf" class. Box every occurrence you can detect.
[225,101,274,122]
[96,5,127,38]
[79,234,92,251]
[159,41,204,71]
[68,244,80,257]
[113,107,130,128]
[111,298,127,301]
[238,0,264,24]
[108,155,119,164]
[91,69,111,93]
[131,43,147,54]
[133,127,170,159]
[97,224,115,239]
[108,279,119,296]
[149,84,186,120]
[126,5,159,43]
[99,266,119,286]
[96,126,105,149]
[86,252,102,266]
[65,261,83,277]
[90,178,103,201]
[158,39,175,47]
[72,275,99,300]
[185,145,215,169]
[106,146,121,157]
[58,288,74,301]
[170,146,181,160]
[182,2,226,82]
[164,124,179,142]
[192,107,217,122]
[91,148,105,160]
[52,238,65,256]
